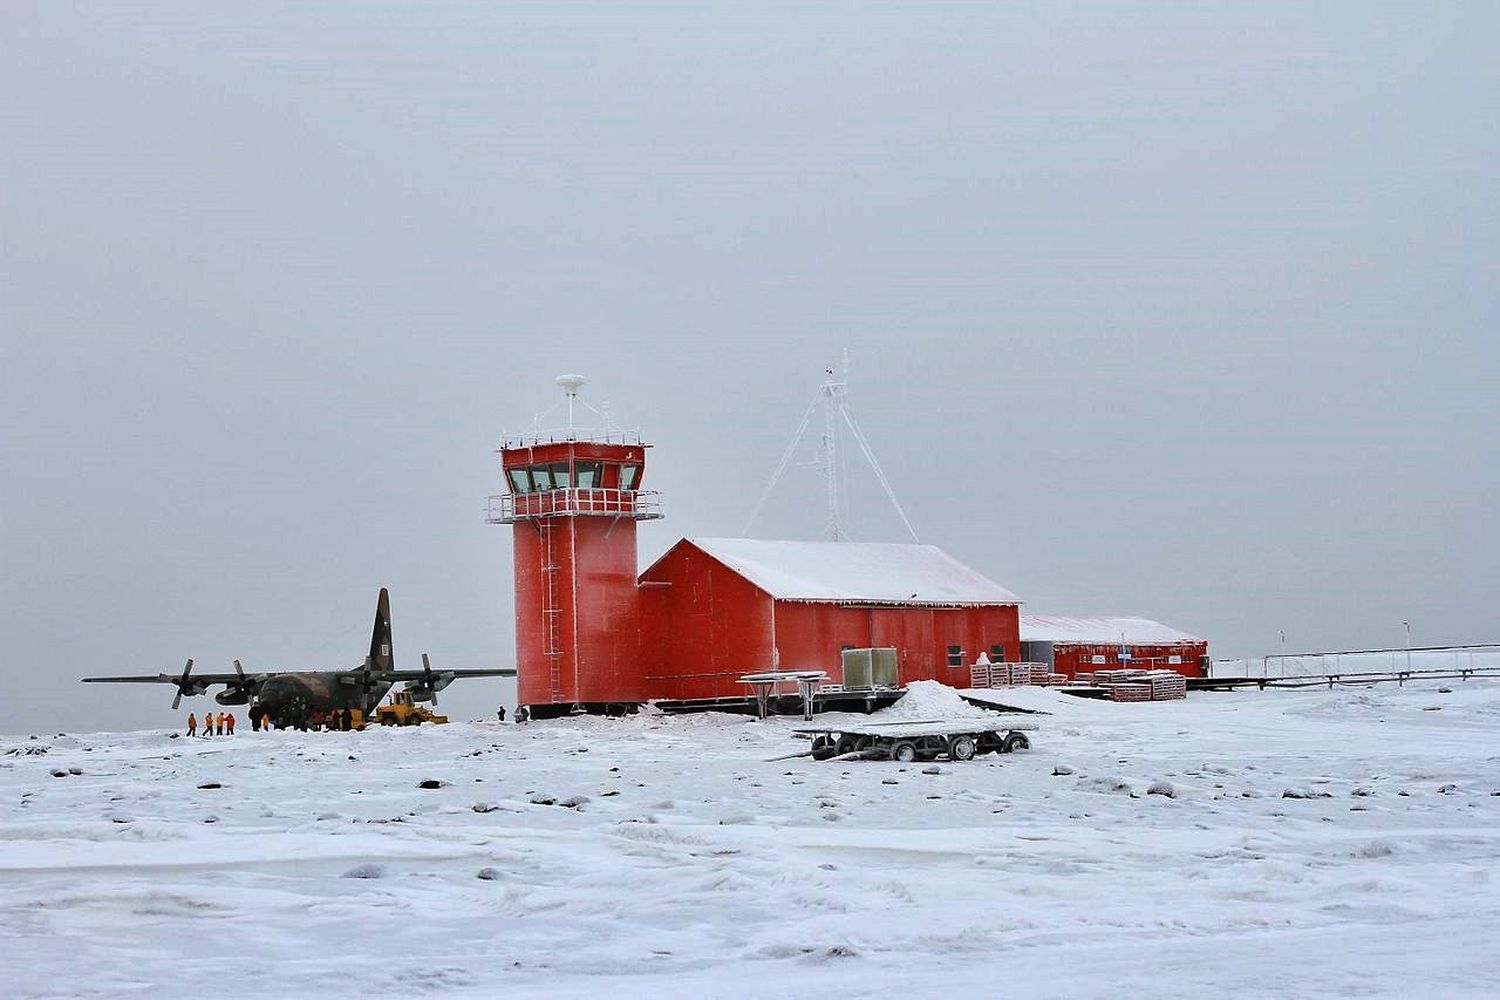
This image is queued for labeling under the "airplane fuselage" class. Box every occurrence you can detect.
[252,672,393,726]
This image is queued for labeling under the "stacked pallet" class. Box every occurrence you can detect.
[1145,670,1187,701]
[1109,683,1153,703]
[971,663,1063,688]
[1073,672,1095,685]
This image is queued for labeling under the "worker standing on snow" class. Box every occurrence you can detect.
[226,713,235,736]
[216,712,225,736]
[186,713,197,737]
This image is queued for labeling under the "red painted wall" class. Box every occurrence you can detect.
[638,541,774,700]
[1050,642,1208,678]
[773,603,1019,688]
[637,541,1020,698]
[513,515,646,706]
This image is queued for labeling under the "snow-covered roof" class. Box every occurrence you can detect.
[675,538,1021,606]
[1021,615,1203,645]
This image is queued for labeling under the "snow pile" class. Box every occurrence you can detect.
[875,680,1001,722]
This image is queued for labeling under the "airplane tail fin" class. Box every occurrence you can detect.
[369,588,393,671]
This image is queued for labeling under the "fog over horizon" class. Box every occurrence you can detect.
[3,4,1496,735]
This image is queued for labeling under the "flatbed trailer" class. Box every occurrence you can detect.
[791,718,1039,763]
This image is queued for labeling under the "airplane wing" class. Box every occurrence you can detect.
[368,659,515,706]
[83,673,247,685]
[82,659,266,709]
[378,668,517,682]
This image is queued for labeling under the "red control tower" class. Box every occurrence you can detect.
[487,376,661,717]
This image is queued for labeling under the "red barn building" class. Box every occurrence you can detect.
[638,538,1022,703]
[1020,615,1208,679]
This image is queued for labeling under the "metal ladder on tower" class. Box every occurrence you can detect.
[539,518,565,701]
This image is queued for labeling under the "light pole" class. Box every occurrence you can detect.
[1403,621,1411,670]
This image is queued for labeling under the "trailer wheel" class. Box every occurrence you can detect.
[1002,732,1030,753]
[811,736,836,761]
[948,735,977,761]
[834,734,858,757]
[891,741,918,763]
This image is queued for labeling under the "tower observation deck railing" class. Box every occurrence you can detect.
[498,428,646,450]
[486,488,663,523]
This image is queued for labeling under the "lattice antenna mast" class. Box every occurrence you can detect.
[819,362,846,541]
[743,354,919,543]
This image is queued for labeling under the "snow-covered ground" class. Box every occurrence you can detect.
[4,681,1499,999]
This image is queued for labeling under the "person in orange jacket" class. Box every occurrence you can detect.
[226,713,235,736]
[215,713,225,736]
[186,713,197,737]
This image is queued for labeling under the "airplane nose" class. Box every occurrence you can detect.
[257,677,294,711]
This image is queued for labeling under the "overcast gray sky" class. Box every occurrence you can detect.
[3,3,1496,734]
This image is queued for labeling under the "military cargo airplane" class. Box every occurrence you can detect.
[83,588,514,728]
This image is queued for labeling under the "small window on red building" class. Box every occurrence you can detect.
[620,464,639,490]
[947,645,963,667]
[990,644,1006,663]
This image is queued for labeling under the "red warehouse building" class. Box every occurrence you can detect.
[637,538,1022,703]
[1019,615,1208,679]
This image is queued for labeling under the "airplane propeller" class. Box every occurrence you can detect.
[219,658,260,705]
[421,653,438,706]
[357,656,384,695]
[172,659,195,710]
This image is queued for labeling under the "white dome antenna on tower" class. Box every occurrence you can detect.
[555,374,587,431]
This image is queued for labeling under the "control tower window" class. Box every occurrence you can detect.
[620,464,639,491]
[507,469,531,494]
[548,462,572,488]
[575,462,602,488]
[530,466,553,490]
